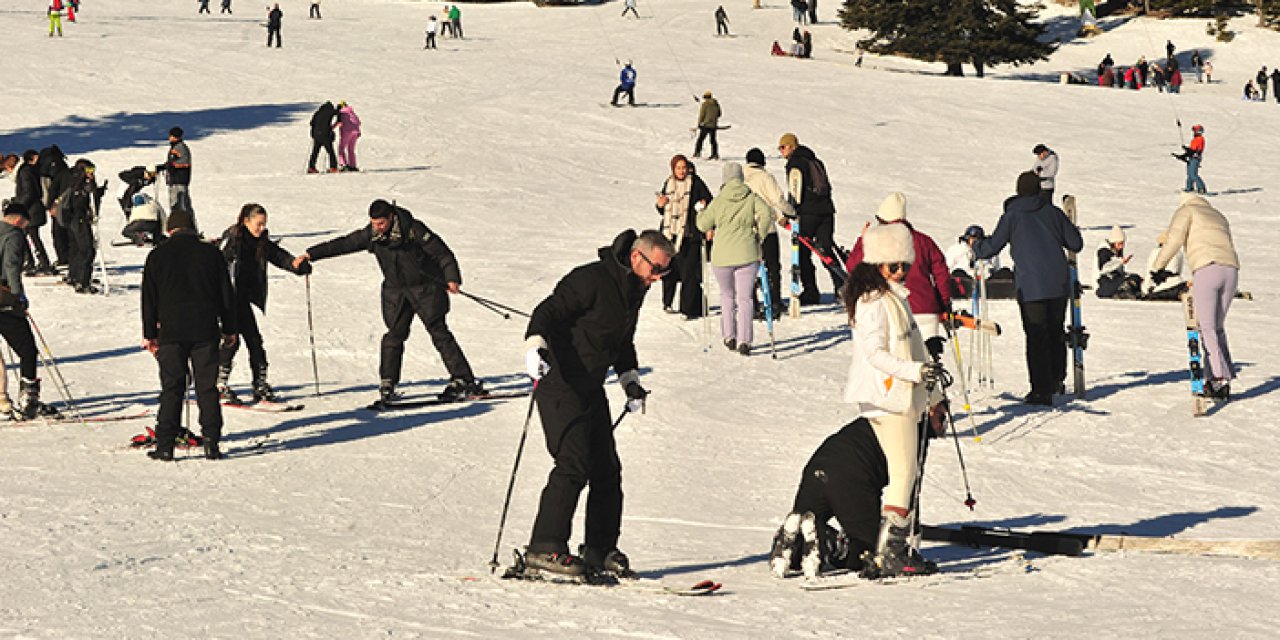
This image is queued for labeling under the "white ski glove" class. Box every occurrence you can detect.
[619,369,648,414]
[524,336,550,381]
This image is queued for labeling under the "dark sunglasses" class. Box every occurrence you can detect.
[638,252,672,277]
[886,262,911,275]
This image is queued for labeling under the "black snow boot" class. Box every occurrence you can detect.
[863,512,937,579]
[581,546,635,578]
[378,379,399,404]
[438,377,487,402]
[217,365,243,405]
[18,378,57,420]
[251,365,277,402]
[203,440,223,460]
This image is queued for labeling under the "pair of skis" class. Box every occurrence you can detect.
[1063,195,1088,399]
[924,524,1280,561]
[364,389,531,412]
[498,549,722,596]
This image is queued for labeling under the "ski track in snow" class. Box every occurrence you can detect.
[3,1,1280,637]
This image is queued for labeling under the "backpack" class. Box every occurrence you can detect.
[805,157,832,200]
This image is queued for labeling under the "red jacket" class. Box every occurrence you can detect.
[846,221,951,315]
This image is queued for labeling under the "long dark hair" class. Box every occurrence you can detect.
[232,202,268,262]
[841,262,890,323]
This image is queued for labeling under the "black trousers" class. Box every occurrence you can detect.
[0,312,38,380]
[66,220,95,288]
[453,19,462,38]
[529,376,623,554]
[611,84,635,105]
[199,1,210,13]
[755,232,782,312]
[1017,295,1068,395]
[220,299,267,372]
[798,214,835,299]
[309,3,320,18]
[267,26,281,47]
[790,419,888,564]
[308,138,337,170]
[51,221,70,265]
[24,226,51,271]
[424,32,436,48]
[694,126,719,158]
[661,236,703,317]
[716,19,729,35]
[380,288,474,385]
[155,340,222,448]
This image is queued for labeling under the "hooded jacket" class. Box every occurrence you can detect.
[310,102,337,142]
[1152,195,1238,274]
[525,230,646,389]
[695,179,771,267]
[973,194,1083,302]
[306,205,461,291]
[784,145,835,217]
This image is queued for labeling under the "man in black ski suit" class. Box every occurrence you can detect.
[141,208,237,461]
[779,133,837,304]
[519,229,672,578]
[13,150,54,275]
[307,101,339,173]
[296,199,484,402]
[267,4,283,47]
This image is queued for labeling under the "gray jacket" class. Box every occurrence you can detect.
[0,221,27,299]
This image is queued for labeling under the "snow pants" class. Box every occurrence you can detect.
[661,236,704,317]
[528,375,623,555]
[24,225,51,271]
[790,419,889,561]
[1017,295,1068,396]
[611,84,635,106]
[66,218,96,289]
[155,340,223,448]
[0,312,38,381]
[49,13,62,36]
[379,286,474,385]
[713,262,758,345]
[219,298,267,374]
[1192,263,1237,381]
[338,130,359,169]
[694,126,718,159]
[308,137,337,170]
[267,26,281,47]
[797,213,836,301]
[1185,157,1206,193]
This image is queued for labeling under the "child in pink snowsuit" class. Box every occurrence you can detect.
[335,101,362,171]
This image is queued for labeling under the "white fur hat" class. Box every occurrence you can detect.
[1107,225,1126,244]
[876,191,907,222]
[862,223,915,265]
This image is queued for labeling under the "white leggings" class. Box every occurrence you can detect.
[869,412,922,512]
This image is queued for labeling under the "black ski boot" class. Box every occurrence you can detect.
[521,549,587,577]
[863,512,937,579]
[799,512,822,578]
[581,546,635,579]
[768,512,803,578]
[252,365,278,402]
[18,378,57,420]
[438,378,487,402]
[378,379,399,404]
[217,365,243,405]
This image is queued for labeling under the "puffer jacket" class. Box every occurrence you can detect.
[742,163,793,235]
[695,179,771,267]
[842,281,937,417]
[1152,195,1239,273]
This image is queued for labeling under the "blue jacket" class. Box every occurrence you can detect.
[973,194,1083,302]
[620,66,636,88]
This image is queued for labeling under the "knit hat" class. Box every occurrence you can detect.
[861,222,915,265]
[168,126,184,139]
[1107,225,1126,244]
[3,200,28,218]
[1016,171,1041,196]
[703,90,713,98]
[875,192,907,222]
[721,162,744,184]
[368,199,396,219]
[778,133,799,149]
[167,208,194,231]
[745,148,765,166]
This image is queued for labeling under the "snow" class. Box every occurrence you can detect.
[3,1,1280,637]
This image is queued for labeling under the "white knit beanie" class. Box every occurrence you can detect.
[1107,225,1126,244]
[862,223,915,265]
[876,192,907,222]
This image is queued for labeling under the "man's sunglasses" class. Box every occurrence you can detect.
[638,252,672,277]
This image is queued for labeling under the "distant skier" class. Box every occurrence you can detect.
[971,172,1082,406]
[693,91,721,160]
[621,0,638,18]
[1031,144,1058,202]
[440,6,455,37]
[807,0,817,24]
[1150,194,1240,399]
[1190,50,1202,82]
[714,5,730,36]
[1272,68,1280,103]
[1258,67,1269,101]
[163,127,195,223]
[1175,124,1206,194]
[801,30,812,59]
[1094,226,1142,299]
[610,62,637,106]
[221,0,232,14]
[267,3,282,48]
[791,0,807,24]
[1166,39,1175,62]
[449,4,463,39]
[424,16,438,49]
[335,101,362,172]
[199,0,211,14]
[50,159,103,294]
[309,0,321,19]
[48,0,64,37]
[307,101,339,174]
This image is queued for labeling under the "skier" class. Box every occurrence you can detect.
[449,4,463,39]
[307,101,339,174]
[294,199,486,403]
[800,30,812,59]
[654,154,711,317]
[807,0,817,23]
[845,192,951,338]
[0,202,52,420]
[518,229,671,577]
[14,151,54,276]
[791,0,806,24]
[1166,39,1175,62]
[48,0,63,37]
[199,0,211,14]
[1150,194,1240,399]
[162,127,195,224]
[335,101,362,172]
[621,0,638,18]
[774,222,944,578]
[1258,67,1269,102]
[742,147,793,319]
[693,91,721,160]
[1204,59,1213,83]
[266,4,282,48]
[971,172,1082,406]
[140,208,237,461]
[309,0,321,19]
[215,203,311,404]
[38,145,72,268]
[944,225,1002,297]
[1142,231,1186,301]
[50,159,103,294]
[1178,124,1206,195]
[1095,226,1142,299]
[778,133,837,304]
[1032,143,1058,203]
[696,162,772,355]
[714,6,730,36]
[610,62,637,107]
[424,16,438,49]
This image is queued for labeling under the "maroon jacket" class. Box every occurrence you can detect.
[846,220,951,315]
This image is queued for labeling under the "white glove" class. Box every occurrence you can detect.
[524,336,550,381]
[619,369,647,414]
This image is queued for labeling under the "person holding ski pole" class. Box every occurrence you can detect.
[1178,124,1206,195]
[215,203,310,405]
[621,0,638,18]
[696,162,772,356]
[0,202,53,420]
[714,5,730,36]
[293,199,485,404]
[517,229,671,579]
[610,62,637,107]
[971,172,1082,406]
[266,3,283,47]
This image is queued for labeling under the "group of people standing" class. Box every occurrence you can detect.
[1244,65,1280,103]
[307,101,363,173]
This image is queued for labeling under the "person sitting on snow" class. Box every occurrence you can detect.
[1095,225,1142,299]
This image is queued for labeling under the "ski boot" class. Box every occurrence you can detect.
[862,512,938,579]
[580,546,635,579]
[520,549,587,578]
[251,365,278,403]
[217,365,243,405]
[438,378,487,402]
[18,378,59,420]
[378,379,399,405]
[203,440,223,460]
[175,427,204,449]
[799,512,823,578]
[768,512,802,578]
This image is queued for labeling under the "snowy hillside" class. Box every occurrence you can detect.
[2,0,1280,637]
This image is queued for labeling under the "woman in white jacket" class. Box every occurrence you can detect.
[842,222,944,577]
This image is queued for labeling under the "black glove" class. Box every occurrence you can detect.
[1151,269,1173,285]
[924,336,946,360]
[296,260,313,276]
[624,381,648,414]
[920,362,946,387]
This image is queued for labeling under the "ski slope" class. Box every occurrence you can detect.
[2,1,1279,637]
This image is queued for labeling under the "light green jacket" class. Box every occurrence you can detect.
[696,179,771,267]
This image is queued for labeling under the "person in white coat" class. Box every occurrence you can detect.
[1032,144,1059,202]
[841,222,944,577]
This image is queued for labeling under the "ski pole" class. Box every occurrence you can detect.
[701,240,711,353]
[458,290,520,320]
[933,285,982,440]
[305,275,322,397]
[926,363,977,510]
[25,311,82,422]
[489,382,539,574]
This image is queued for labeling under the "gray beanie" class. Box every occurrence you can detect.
[721,162,744,184]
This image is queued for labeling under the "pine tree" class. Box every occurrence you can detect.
[839,0,1055,77]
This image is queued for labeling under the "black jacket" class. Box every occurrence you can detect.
[268,7,282,27]
[784,145,836,217]
[306,206,462,290]
[14,163,44,225]
[310,102,337,142]
[218,225,307,311]
[53,167,101,228]
[141,230,236,343]
[526,230,647,388]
